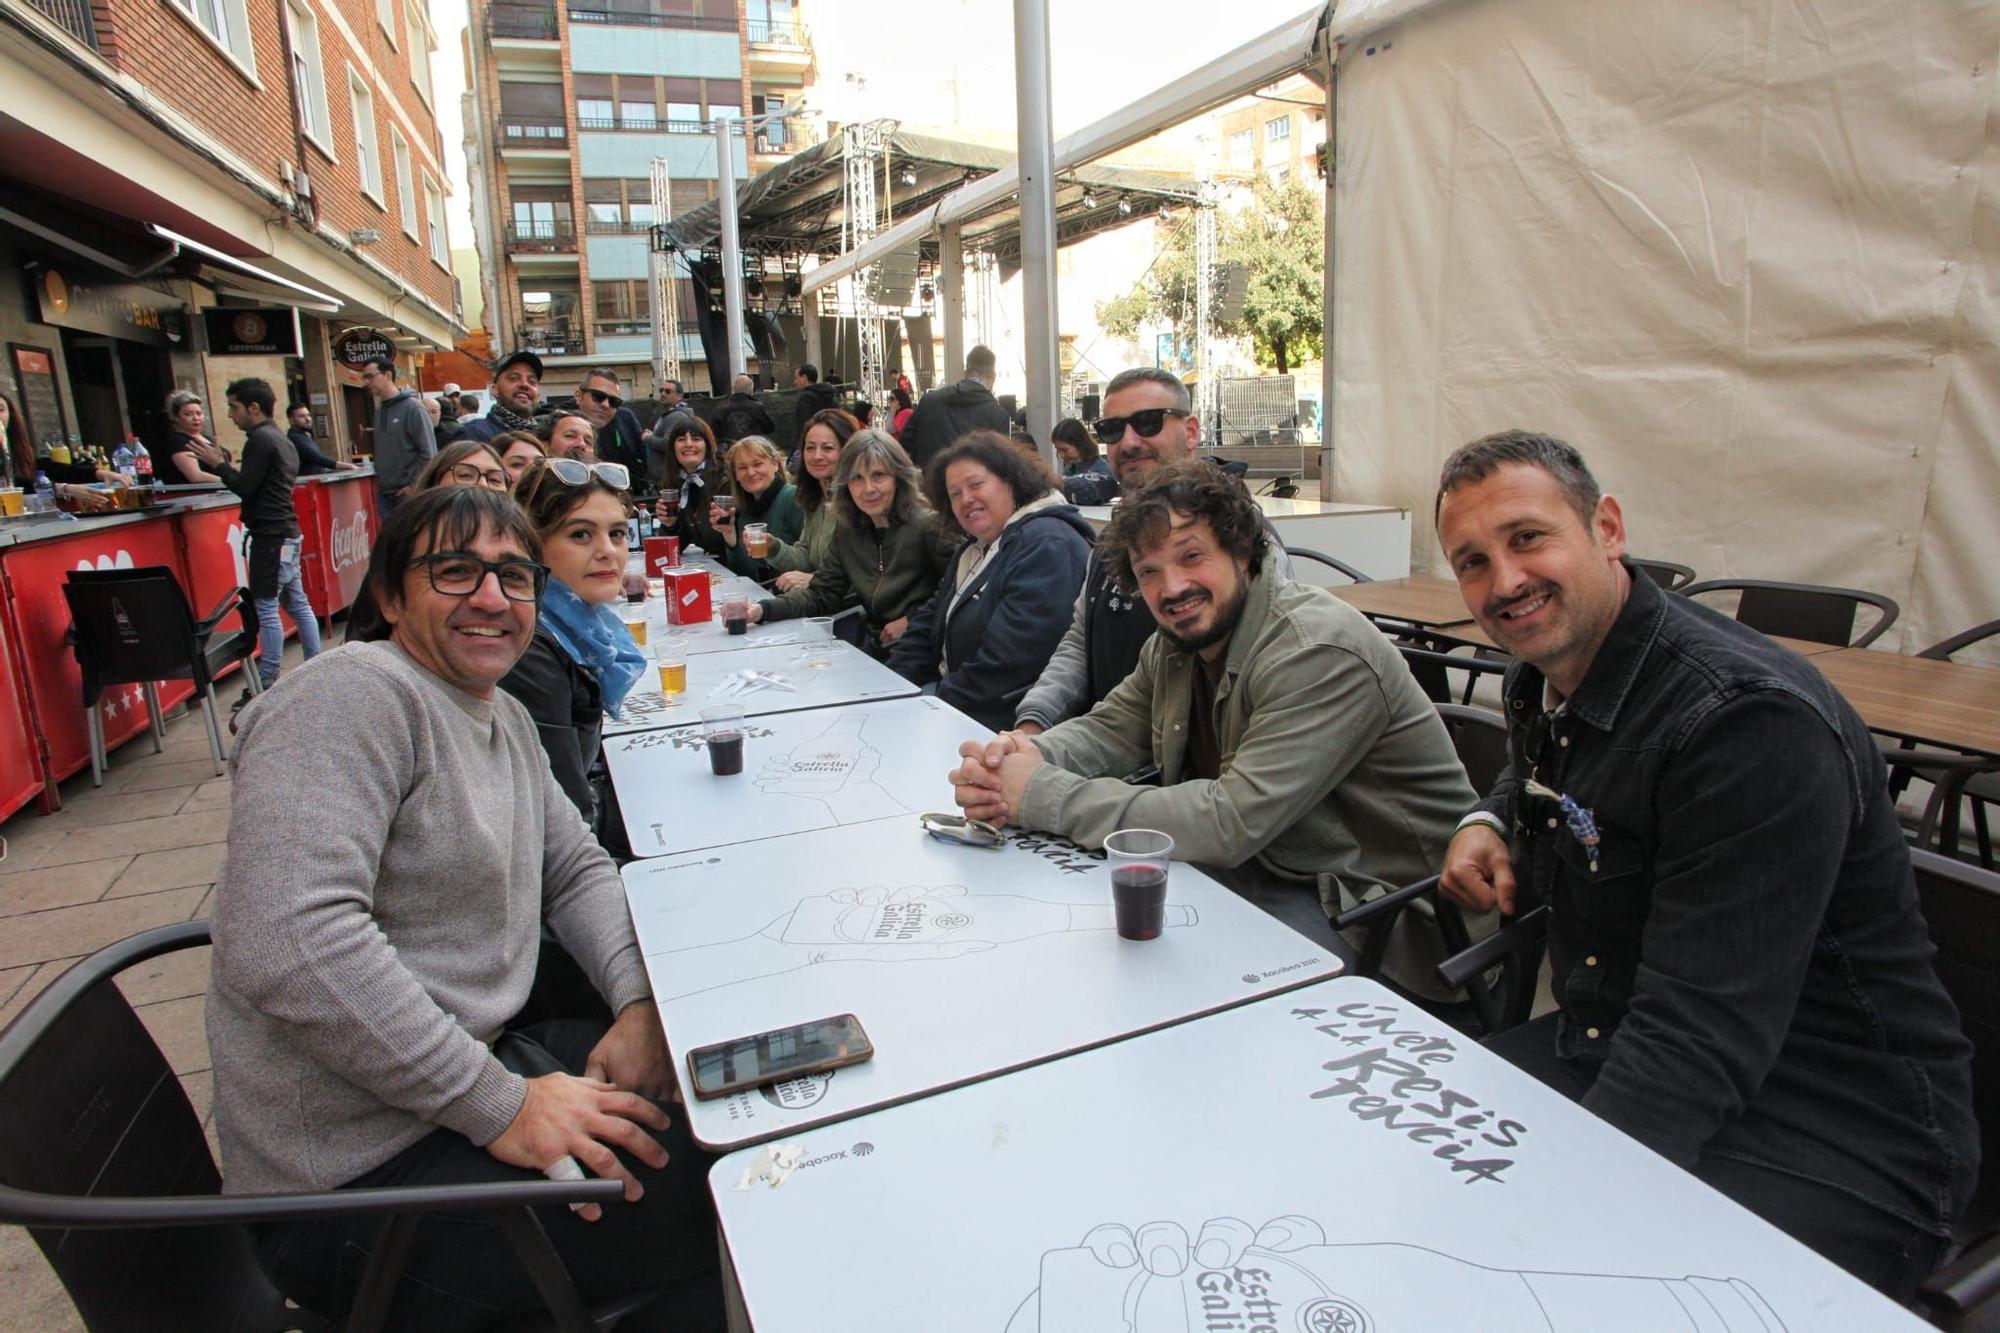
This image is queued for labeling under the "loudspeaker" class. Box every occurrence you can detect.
[1078,393,1100,421]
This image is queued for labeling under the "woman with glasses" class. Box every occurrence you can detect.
[710,435,803,578]
[493,431,547,486]
[761,408,856,593]
[650,415,726,553]
[745,430,956,656]
[165,390,229,484]
[413,439,512,492]
[498,457,645,841]
[540,410,597,463]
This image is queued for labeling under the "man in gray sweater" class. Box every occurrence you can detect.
[207,486,719,1329]
[362,355,436,518]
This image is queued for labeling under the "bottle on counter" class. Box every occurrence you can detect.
[112,443,135,482]
[132,438,153,480]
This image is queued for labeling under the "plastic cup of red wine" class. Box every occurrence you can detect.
[700,705,746,776]
[1104,828,1174,941]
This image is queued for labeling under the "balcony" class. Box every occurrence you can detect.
[746,18,806,46]
[518,322,581,356]
[504,221,577,252]
[586,216,653,235]
[488,2,557,38]
[751,116,811,158]
[27,0,97,48]
[746,18,812,75]
[565,6,734,30]
[575,115,707,134]
[497,117,570,159]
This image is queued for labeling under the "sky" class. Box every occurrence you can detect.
[426,0,1324,248]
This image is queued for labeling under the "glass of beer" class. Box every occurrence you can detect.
[743,522,773,558]
[657,653,687,704]
[621,612,648,649]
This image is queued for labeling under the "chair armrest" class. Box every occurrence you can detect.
[1333,875,1439,930]
[1919,1226,2000,1320]
[0,1176,622,1230]
[195,587,240,635]
[1437,905,1549,992]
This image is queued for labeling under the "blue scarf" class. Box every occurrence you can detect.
[538,577,647,718]
[676,467,708,512]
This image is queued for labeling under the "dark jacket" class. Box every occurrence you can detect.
[758,508,958,645]
[498,626,603,826]
[288,427,344,476]
[899,378,1010,471]
[1061,456,1117,505]
[216,422,299,538]
[594,407,646,476]
[710,392,777,446]
[718,480,806,578]
[1480,564,1977,1236]
[791,381,842,447]
[889,502,1094,730]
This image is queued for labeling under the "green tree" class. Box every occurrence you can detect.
[1094,210,1198,345]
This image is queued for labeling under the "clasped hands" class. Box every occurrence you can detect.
[947,729,1045,826]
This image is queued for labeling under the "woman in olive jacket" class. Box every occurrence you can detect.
[746,429,956,656]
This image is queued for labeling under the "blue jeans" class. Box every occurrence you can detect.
[255,537,322,686]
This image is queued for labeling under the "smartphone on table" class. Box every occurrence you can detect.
[685,1013,873,1100]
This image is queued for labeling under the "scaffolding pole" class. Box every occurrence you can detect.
[1194,173,1218,443]
[649,156,681,394]
[715,116,747,383]
[1013,0,1060,461]
[842,121,892,408]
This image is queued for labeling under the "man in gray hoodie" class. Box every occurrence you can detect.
[363,356,436,517]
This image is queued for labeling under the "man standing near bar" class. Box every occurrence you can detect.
[189,378,321,703]
[460,350,546,443]
[362,356,435,517]
[1432,429,1975,1297]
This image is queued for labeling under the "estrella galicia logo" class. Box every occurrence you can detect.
[758,1070,834,1109]
[1301,1297,1372,1333]
[1243,973,1262,984]
[851,1141,874,1157]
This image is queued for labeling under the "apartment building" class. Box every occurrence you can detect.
[0,0,462,460]
[1217,74,1328,187]
[463,0,815,396]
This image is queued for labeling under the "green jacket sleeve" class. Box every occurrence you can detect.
[761,534,854,622]
[1022,641,1392,862]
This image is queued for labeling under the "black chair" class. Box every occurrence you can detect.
[1921,619,2000,663]
[1679,578,1899,648]
[1398,643,1511,708]
[63,567,261,782]
[1627,557,1696,591]
[1284,545,1371,585]
[0,921,632,1332]
[1911,851,2000,1326]
[1885,620,2000,868]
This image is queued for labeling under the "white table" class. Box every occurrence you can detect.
[625,819,1344,1150]
[604,640,919,735]
[605,694,985,857]
[710,977,1920,1332]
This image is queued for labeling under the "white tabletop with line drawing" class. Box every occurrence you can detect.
[604,639,919,735]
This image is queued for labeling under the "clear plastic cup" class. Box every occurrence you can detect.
[803,616,835,668]
[701,704,745,775]
[657,655,687,703]
[1104,829,1174,941]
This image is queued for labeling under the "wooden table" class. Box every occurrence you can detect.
[1814,648,2000,756]
[1329,575,1475,629]
[1437,619,1841,660]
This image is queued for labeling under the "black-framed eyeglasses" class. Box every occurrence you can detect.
[541,457,630,491]
[448,462,511,491]
[1091,407,1189,445]
[407,553,547,602]
[580,387,624,409]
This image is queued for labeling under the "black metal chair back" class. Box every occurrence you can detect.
[1398,643,1511,707]
[1627,557,1696,591]
[1921,619,2000,661]
[1679,577,1899,648]
[1912,850,2000,1208]
[63,566,207,700]
[1284,545,1371,584]
[1435,703,1509,793]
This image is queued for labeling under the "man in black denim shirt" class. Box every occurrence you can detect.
[1433,430,1975,1299]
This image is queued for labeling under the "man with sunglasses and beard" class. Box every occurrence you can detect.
[950,461,1470,955]
[574,367,646,477]
[1015,367,1292,736]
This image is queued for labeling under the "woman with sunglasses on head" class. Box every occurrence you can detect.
[710,435,804,578]
[493,430,546,486]
[498,457,646,845]
[760,408,856,593]
[650,415,727,553]
[744,429,956,657]
[540,410,597,463]
[413,439,512,492]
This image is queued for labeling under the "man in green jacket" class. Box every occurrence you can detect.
[950,460,1474,957]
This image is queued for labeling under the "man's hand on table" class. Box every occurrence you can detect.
[948,730,1044,825]
[587,999,680,1103]
[1439,822,1517,916]
[486,1068,670,1222]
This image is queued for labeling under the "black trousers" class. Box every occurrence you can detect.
[253,1019,723,1332]
[1483,1013,1947,1301]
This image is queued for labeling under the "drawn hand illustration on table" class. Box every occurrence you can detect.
[1005,1215,1787,1332]
[649,884,1197,1001]
[751,712,902,823]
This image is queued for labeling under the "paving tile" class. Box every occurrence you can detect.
[0,888,206,971]
[0,957,81,1030]
[116,757,230,794]
[38,807,230,867]
[57,784,196,823]
[135,994,209,1075]
[182,778,233,812]
[115,943,212,1007]
[0,1225,84,1332]
[0,818,79,872]
[192,885,216,921]
[0,962,34,1013]
[0,856,134,918]
[106,844,227,899]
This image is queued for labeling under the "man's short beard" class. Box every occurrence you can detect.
[1157,576,1251,655]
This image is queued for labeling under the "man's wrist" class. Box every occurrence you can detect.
[1455,811,1508,837]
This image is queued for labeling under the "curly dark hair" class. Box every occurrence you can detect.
[516,457,636,533]
[921,430,1057,539]
[1099,459,1267,594]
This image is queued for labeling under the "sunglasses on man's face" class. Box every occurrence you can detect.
[1092,407,1189,445]
[580,387,624,409]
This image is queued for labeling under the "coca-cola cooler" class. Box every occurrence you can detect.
[296,472,379,632]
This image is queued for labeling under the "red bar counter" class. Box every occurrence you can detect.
[295,469,379,634]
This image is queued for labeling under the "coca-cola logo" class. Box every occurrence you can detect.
[73,550,136,573]
[330,511,371,572]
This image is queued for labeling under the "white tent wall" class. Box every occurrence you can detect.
[1328,0,2000,659]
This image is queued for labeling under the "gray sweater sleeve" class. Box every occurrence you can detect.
[1014,572,1092,730]
[211,660,525,1148]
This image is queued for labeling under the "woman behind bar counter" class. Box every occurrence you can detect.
[2,392,122,509]
[163,391,229,485]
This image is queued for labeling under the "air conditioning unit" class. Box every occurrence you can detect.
[295,171,314,199]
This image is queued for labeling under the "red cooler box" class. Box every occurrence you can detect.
[664,567,711,625]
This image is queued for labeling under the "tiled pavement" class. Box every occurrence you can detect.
[0,660,289,1331]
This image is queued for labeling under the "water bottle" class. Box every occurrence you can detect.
[112,442,135,482]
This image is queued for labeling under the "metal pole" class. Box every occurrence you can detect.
[1319,53,1337,500]
[1012,0,1060,469]
[939,220,965,391]
[715,116,747,383]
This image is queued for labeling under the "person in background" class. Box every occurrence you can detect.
[847,400,876,429]
[889,385,915,440]
[709,373,776,446]
[500,457,646,843]
[438,383,462,427]
[495,430,547,486]
[458,350,544,443]
[164,390,229,485]
[415,440,513,493]
[744,430,955,656]
[431,394,466,447]
[1052,416,1115,504]
[574,368,645,475]
[363,357,437,518]
[285,404,353,475]
[889,431,1093,731]
[642,379,692,488]
[899,344,1011,472]
[1,391,120,507]
[650,416,726,553]
[761,408,856,593]
[790,364,841,450]
[219,487,722,1330]
[187,378,320,705]
[709,436,803,579]
[542,411,597,462]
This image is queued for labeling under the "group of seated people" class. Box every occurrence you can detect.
[206,363,1979,1328]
